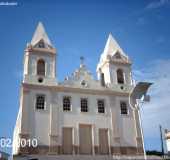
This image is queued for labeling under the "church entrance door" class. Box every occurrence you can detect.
[99,128,109,154]
[79,124,92,154]
[62,127,73,154]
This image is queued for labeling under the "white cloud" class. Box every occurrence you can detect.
[134,59,170,139]
[146,0,170,10]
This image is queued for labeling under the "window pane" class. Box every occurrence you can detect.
[81,98,88,112]
[63,97,71,111]
[120,102,128,115]
[36,95,45,110]
[98,100,105,113]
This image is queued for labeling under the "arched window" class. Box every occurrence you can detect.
[117,69,124,84]
[37,59,45,76]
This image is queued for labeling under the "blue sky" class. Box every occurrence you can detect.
[0,0,170,154]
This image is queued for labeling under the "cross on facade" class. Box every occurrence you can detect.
[80,56,85,65]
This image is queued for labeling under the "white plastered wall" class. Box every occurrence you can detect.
[26,89,51,146]
[57,92,112,146]
[114,96,137,147]
[100,63,132,85]
[15,88,138,151]
[23,52,56,85]
[166,139,170,153]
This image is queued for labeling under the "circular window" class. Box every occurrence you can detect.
[120,86,124,90]
[81,80,86,86]
[38,77,43,83]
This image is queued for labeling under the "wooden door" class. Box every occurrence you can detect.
[99,129,109,154]
[62,127,73,154]
[79,124,92,154]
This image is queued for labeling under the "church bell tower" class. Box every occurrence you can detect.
[97,34,133,87]
[23,22,57,85]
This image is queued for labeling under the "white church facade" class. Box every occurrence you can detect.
[12,22,144,159]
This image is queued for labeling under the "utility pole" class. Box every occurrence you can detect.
[160,125,164,159]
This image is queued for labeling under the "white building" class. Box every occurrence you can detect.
[165,130,170,156]
[12,22,144,159]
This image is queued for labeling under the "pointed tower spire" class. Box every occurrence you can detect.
[103,33,127,57]
[31,22,52,46]
[96,33,132,85]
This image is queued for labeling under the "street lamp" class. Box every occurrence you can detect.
[129,82,153,160]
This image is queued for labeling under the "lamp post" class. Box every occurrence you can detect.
[159,125,165,159]
[129,82,153,160]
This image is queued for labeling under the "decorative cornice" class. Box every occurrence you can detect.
[97,59,132,72]
[22,83,130,96]
[98,59,131,70]
[109,59,132,65]
[25,46,56,55]
[22,87,30,93]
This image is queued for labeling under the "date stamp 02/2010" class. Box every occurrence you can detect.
[0,138,38,148]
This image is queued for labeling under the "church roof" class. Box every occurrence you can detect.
[103,33,128,58]
[97,34,131,71]
[31,22,52,47]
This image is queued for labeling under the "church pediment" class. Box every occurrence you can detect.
[62,64,100,88]
[113,51,122,59]
[97,34,131,71]
[110,50,131,64]
[34,39,53,49]
[31,22,53,48]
